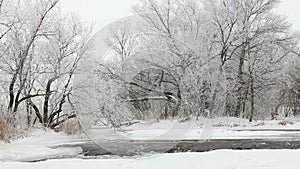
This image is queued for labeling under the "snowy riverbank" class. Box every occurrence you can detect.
[1,117,300,163]
[1,150,300,169]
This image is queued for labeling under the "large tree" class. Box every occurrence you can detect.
[0,0,92,129]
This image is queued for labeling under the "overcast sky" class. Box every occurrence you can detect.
[62,0,300,32]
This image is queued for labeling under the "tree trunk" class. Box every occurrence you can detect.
[209,66,224,116]
[43,77,58,126]
[26,99,32,127]
[249,71,254,122]
[235,43,246,117]
[8,73,18,112]
[172,89,182,117]
[242,86,249,118]
[29,101,43,124]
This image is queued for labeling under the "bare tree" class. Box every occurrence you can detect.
[209,0,295,118]
[3,0,59,118]
[0,0,92,130]
[0,0,14,41]
[28,16,92,128]
[105,20,138,80]
[132,0,208,118]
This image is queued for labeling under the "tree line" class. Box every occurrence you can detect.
[0,0,299,133]
[97,0,300,126]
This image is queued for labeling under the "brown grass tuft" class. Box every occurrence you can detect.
[62,119,80,135]
[279,120,294,126]
[0,118,12,143]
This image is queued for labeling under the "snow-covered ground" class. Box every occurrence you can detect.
[10,128,86,146]
[89,117,300,140]
[10,118,300,144]
[1,150,300,169]
[0,145,82,162]
[1,117,300,163]
[6,117,300,145]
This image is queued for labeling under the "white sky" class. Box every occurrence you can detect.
[61,0,137,31]
[61,0,300,32]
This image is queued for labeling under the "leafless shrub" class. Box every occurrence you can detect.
[0,118,12,143]
[178,116,192,123]
[62,119,81,135]
[279,120,294,126]
[212,123,240,128]
[252,122,265,127]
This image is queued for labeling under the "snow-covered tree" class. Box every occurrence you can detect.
[0,0,92,130]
